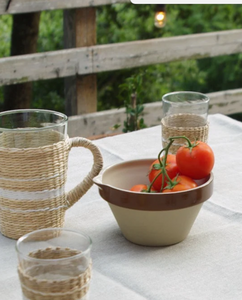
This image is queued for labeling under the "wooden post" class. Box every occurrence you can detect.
[4,12,41,110]
[64,7,97,116]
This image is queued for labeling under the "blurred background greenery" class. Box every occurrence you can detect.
[0,4,242,117]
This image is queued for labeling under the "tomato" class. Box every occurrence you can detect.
[162,175,197,193]
[130,184,148,192]
[148,154,179,191]
[130,184,157,193]
[176,141,214,179]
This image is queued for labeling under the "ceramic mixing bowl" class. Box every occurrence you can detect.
[93,158,213,246]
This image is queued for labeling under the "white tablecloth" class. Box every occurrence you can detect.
[1,113,242,300]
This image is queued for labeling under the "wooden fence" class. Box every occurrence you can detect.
[1,0,242,137]
[68,88,242,138]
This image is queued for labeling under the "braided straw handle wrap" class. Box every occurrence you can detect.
[66,137,103,209]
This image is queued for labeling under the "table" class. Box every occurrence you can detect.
[1,113,242,300]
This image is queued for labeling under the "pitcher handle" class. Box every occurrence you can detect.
[66,137,103,209]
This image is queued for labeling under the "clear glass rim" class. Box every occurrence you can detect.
[0,109,68,132]
[162,91,210,104]
[16,228,92,262]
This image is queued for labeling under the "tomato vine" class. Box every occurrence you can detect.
[146,136,214,193]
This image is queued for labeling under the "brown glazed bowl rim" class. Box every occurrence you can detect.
[93,158,214,211]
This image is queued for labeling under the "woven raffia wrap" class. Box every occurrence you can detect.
[161,114,209,154]
[18,247,92,300]
[0,131,103,240]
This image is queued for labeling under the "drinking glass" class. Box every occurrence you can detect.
[16,228,92,300]
[161,91,210,153]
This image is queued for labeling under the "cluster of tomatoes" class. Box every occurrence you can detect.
[130,140,215,193]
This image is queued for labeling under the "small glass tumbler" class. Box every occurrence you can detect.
[161,91,210,153]
[16,228,92,300]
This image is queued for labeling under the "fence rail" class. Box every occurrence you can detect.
[0,0,129,15]
[1,29,242,87]
[68,88,242,138]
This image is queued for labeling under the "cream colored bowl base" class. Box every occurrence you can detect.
[109,203,203,246]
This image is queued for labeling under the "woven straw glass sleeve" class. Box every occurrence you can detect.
[161,114,209,154]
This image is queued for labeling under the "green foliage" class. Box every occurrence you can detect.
[0,15,12,57]
[97,4,242,111]
[32,10,64,111]
[1,5,242,115]
[0,11,64,111]
[0,15,12,107]
[38,10,63,51]
[97,4,157,44]
[118,72,147,132]
[32,78,65,112]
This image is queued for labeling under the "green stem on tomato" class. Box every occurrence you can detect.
[147,147,168,193]
[168,135,198,151]
[159,138,175,191]
[147,138,175,192]
[147,135,194,193]
[147,169,162,192]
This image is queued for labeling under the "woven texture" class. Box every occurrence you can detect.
[18,247,92,300]
[161,114,209,154]
[0,131,103,240]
